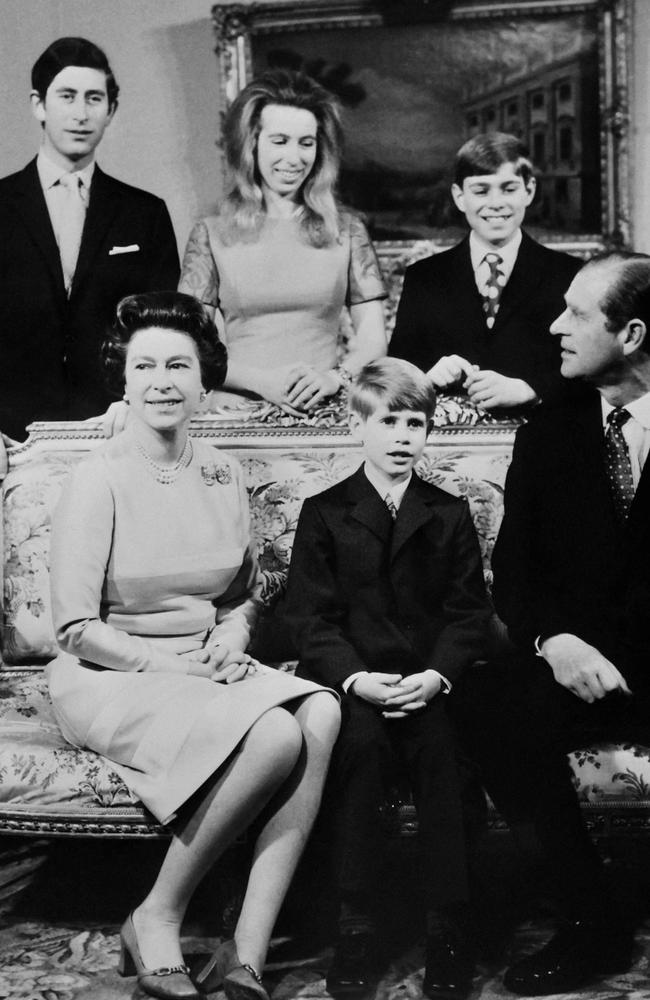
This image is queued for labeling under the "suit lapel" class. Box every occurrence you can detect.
[492,231,545,333]
[12,159,66,296]
[439,238,486,337]
[70,166,119,296]
[390,475,435,562]
[346,466,393,545]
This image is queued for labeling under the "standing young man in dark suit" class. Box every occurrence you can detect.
[478,252,650,994]
[389,133,581,412]
[284,358,489,999]
[0,37,179,441]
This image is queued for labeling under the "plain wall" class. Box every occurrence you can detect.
[0,0,647,252]
[631,0,650,251]
[0,0,230,256]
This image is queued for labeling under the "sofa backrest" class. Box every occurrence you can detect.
[1,418,515,666]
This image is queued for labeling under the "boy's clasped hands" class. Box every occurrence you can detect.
[428,354,537,409]
[351,670,443,718]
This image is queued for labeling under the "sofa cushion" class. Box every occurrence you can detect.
[0,670,135,812]
[0,670,648,824]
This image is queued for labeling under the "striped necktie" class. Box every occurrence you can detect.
[385,493,398,521]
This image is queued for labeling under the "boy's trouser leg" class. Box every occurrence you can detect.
[397,700,470,909]
[328,695,393,917]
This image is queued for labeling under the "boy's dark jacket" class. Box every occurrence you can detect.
[284,466,489,691]
[389,232,581,403]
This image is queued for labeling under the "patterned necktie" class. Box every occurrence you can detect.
[604,407,635,522]
[58,173,87,295]
[481,252,506,329]
[384,493,398,521]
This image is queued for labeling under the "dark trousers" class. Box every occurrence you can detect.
[327,693,477,914]
[456,653,650,920]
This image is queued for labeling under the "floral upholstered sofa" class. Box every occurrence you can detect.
[1,395,650,843]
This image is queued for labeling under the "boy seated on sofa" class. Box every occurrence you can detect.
[389,133,581,412]
[283,358,489,999]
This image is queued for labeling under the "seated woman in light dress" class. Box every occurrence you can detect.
[179,69,387,415]
[46,291,340,1000]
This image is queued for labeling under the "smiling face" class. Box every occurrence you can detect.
[550,265,627,382]
[451,162,535,248]
[256,103,318,202]
[124,327,204,435]
[31,65,114,170]
[350,405,429,486]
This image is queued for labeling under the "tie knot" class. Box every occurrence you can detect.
[58,173,83,193]
[483,252,503,268]
[607,407,631,430]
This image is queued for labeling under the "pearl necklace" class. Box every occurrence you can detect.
[134,436,193,485]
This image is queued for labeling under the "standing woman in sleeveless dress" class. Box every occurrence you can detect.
[179,69,388,415]
[47,291,340,1000]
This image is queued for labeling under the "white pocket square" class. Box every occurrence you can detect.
[109,244,140,255]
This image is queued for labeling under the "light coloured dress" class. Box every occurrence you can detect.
[178,211,387,388]
[46,431,329,824]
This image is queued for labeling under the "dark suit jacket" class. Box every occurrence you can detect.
[492,390,650,669]
[283,466,489,691]
[389,231,582,404]
[0,159,180,439]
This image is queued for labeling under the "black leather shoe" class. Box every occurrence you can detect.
[326,930,375,996]
[423,913,475,1000]
[503,918,633,996]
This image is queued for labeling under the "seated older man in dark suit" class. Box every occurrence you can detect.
[471,251,650,995]
[390,133,581,413]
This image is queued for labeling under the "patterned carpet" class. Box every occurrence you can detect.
[0,836,649,1000]
[1,918,650,1000]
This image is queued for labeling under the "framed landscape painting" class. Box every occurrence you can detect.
[211,0,631,248]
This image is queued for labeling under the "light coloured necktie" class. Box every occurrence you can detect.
[384,493,398,521]
[481,252,506,329]
[57,173,86,294]
[604,407,635,522]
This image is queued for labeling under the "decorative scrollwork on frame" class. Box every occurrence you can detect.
[212,4,253,54]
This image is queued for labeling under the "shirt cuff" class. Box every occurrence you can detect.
[426,668,451,694]
[342,671,368,693]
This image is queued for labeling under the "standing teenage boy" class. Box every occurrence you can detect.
[390,133,581,412]
[284,358,489,999]
[0,37,179,440]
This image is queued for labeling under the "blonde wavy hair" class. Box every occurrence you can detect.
[219,69,344,247]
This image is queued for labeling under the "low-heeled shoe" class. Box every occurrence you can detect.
[118,913,201,1000]
[196,938,269,1000]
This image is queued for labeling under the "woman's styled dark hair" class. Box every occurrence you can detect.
[454,132,534,187]
[220,69,344,247]
[31,37,119,111]
[103,292,227,393]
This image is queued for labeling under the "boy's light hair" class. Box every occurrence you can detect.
[349,358,437,420]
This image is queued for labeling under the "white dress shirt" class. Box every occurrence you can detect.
[601,392,650,488]
[37,151,93,259]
